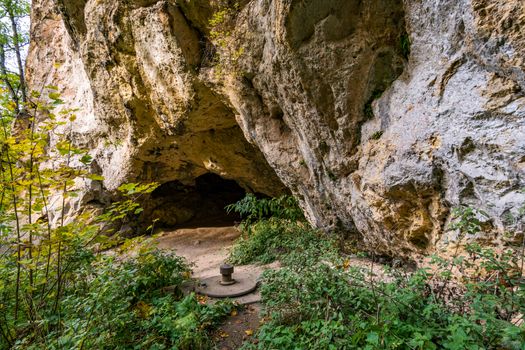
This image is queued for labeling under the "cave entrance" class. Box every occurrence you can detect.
[148,173,245,228]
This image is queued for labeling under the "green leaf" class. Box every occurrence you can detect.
[80,154,93,165]
[87,174,105,181]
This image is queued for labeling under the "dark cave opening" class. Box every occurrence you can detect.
[147,173,246,228]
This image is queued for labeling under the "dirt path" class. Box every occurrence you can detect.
[213,303,261,350]
[154,226,276,282]
[152,226,272,349]
[155,226,240,278]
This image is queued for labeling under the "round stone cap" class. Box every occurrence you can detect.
[196,272,258,298]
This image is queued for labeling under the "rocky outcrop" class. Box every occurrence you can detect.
[27,0,288,225]
[27,0,525,256]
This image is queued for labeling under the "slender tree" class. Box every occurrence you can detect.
[0,0,30,321]
[0,0,29,115]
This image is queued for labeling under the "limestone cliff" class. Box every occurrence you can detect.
[27,0,525,256]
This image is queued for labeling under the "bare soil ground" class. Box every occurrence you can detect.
[212,303,261,350]
[154,226,277,281]
[152,226,270,349]
[154,226,240,278]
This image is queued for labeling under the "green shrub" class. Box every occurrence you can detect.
[231,199,525,350]
[226,191,525,350]
[242,241,525,350]
[2,248,235,350]
[228,219,338,266]
[226,193,305,226]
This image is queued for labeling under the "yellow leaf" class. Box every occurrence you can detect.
[244,329,254,336]
[343,259,351,269]
[135,301,152,319]
[231,309,238,317]
[219,331,229,338]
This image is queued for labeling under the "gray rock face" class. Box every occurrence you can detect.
[26,0,288,226]
[27,0,525,256]
[352,0,525,253]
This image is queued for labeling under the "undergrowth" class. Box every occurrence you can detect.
[247,245,525,350]
[226,193,325,265]
[227,195,525,349]
[5,249,235,350]
[0,87,234,349]
[225,193,304,226]
[228,219,338,266]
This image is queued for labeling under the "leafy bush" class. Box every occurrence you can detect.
[226,194,305,226]
[243,242,525,350]
[8,249,234,350]
[228,219,338,266]
[231,198,525,349]
[226,192,327,266]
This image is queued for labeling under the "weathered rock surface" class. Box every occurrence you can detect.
[27,0,288,224]
[27,0,525,256]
